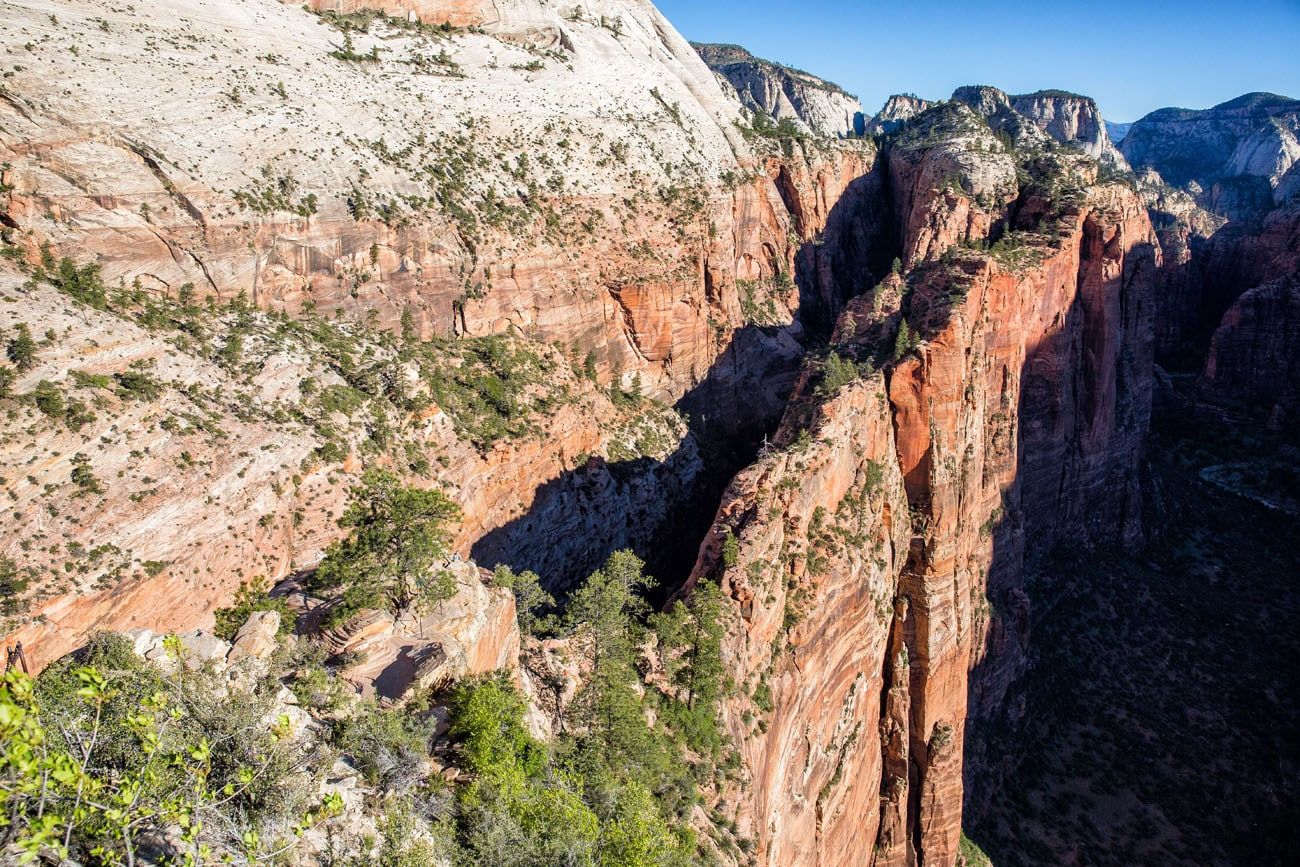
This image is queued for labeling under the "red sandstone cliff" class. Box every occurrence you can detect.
[0,0,882,670]
[689,120,1158,864]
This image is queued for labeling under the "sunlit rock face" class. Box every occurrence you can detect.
[0,0,883,668]
[688,106,1158,862]
[694,42,865,138]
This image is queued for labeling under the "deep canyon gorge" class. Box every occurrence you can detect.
[0,1,1297,865]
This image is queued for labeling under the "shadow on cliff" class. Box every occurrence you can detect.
[1149,200,1300,371]
[948,227,1287,864]
[471,163,897,598]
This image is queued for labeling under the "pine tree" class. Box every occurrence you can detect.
[893,318,916,360]
[653,579,726,757]
[309,468,461,625]
[6,323,36,371]
[565,550,654,758]
[400,306,417,343]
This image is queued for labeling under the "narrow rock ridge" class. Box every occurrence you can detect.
[686,100,1158,864]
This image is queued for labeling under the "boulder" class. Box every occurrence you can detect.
[230,611,281,661]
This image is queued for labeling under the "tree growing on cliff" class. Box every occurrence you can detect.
[893,318,919,360]
[565,550,655,762]
[5,324,35,372]
[492,564,556,636]
[653,578,727,759]
[309,467,461,626]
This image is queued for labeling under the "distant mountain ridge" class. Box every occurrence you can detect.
[1121,91,1300,209]
[692,41,865,137]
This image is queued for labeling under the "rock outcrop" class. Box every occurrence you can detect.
[320,557,521,698]
[694,42,865,138]
[691,102,1159,864]
[1200,276,1300,429]
[1009,89,1128,166]
[866,94,937,135]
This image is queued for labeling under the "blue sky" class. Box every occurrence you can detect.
[657,0,1300,122]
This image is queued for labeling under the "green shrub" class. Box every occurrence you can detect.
[11,636,319,864]
[0,556,29,615]
[492,564,556,636]
[818,351,865,396]
[212,577,298,640]
[309,468,461,627]
[5,323,35,371]
[721,529,739,567]
[334,700,436,790]
[31,379,64,418]
[114,367,162,401]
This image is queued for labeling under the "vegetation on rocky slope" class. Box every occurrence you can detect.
[1,542,733,865]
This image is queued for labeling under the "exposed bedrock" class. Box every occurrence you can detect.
[688,119,1158,862]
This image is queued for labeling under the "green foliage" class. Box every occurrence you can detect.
[564,551,655,758]
[400,305,417,343]
[421,335,559,450]
[988,231,1048,272]
[335,700,436,790]
[737,276,787,326]
[30,379,64,418]
[447,673,693,867]
[743,110,807,143]
[721,530,739,568]
[69,453,102,496]
[36,245,108,309]
[328,31,381,63]
[113,366,162,401]
[492,564,556,636]
[893,318,919,360]
[212,577,298,640]
[233,168,319,216]
[5,323,35,371]
[448,675,544,780]
[0,556,29,616]
[652,580,728,759]
[2,635,324,865]
[818,351,868,396]
[959,830,994,867]
[309,467,461,627]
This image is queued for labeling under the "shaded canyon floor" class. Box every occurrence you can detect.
[967,386,1300,865]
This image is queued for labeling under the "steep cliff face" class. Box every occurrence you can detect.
[1010,90,1127,166]
[0,0,737,401]
[866,94,937,135]
[1121,92,1300,206]
[694,43,865,138]
[0,0,885,665]
[690,99,1158,863]
[1117,92,1300,370]
[1200,276,1300,429]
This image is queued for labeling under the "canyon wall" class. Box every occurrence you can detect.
[1200,276,1300,429]
[694,42,865,138]
[690,104,1158,865]
[0,0,886,665]
[1,3,1251,865]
